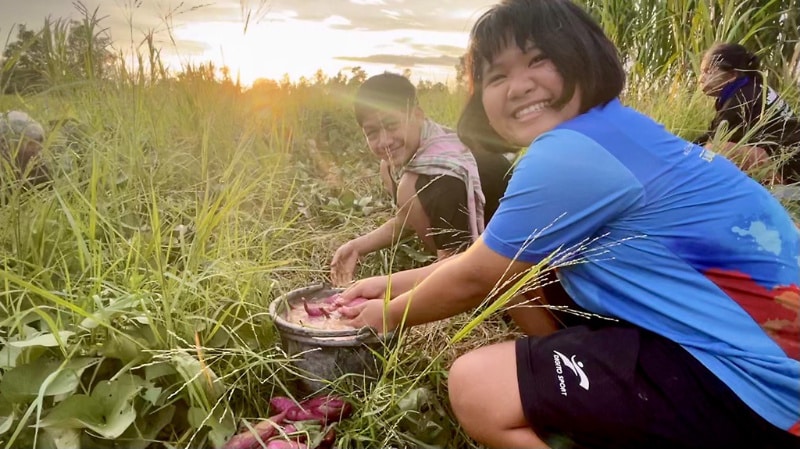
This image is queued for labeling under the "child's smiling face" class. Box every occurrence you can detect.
[360,106,424,169]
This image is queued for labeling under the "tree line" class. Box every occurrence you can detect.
[2,0,798,94]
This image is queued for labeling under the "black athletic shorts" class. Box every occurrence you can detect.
[515,322,800,449]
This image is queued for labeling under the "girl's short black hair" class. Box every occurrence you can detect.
[704,42,762,82]
[353,73,418,126]
[457,0,625,152]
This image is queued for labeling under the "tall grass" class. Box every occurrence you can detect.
[0,1,798,448]
[582,0,800,83]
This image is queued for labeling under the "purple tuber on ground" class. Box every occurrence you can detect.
[224,395,351,449]
[221,412,287,449]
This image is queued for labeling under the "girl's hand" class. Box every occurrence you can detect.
[337,276,390,304]
[330,240,361,287]
[340,299,397,334]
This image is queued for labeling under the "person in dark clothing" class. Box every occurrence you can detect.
[388,149,511,253]
[695,42,800,183]
[329,73,511,287]
[0,110,50,187]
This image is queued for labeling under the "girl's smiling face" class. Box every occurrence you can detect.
[480,41,583,147]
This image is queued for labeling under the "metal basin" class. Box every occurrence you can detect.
[268,283,396,393]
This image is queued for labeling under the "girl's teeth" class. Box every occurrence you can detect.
[516,102,548,118]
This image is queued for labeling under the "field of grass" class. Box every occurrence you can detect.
[0,69,525,448]
[1,2,799,448]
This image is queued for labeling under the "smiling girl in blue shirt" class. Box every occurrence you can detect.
[339,1,800,447]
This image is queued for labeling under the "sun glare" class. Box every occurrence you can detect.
[160,18,466,86]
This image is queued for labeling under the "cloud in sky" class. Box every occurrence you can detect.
[335,53,459,67]
[284,0,489,32]
[1,0,491,84]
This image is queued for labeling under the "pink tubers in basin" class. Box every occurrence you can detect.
[285,293,371,331]
[302,300,331,318]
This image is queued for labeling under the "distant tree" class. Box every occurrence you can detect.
[217,64,241,92]
[313,69,328,86]
[455,54,467,88]
[1,4,114,93]
[417,80,448,94]
[330,69,349,87]
[431,82,448,92]
[1,25,46,93]
[279,73,292,90]
[252,77,279,91]
[65,19,114,80]
[346,66,367,87]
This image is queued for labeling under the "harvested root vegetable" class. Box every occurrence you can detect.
[302,300,331,318]
[269,397,298,414]
[226,394,351,449]
[265,440,307,449]
[303,396,352,424]
[316,428,336,449]
[269,395,353,424]
[283,294,369,331]
[221,412,286,449]
[285,407,317,422]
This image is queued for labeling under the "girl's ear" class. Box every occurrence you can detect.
[413,106,425,121]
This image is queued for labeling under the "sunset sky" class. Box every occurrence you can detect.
[0,0,494,86]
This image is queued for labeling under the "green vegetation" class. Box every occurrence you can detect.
[0,1,797,448]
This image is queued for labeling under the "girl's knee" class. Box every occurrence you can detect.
[448,352,474,398]
[448,350,488,416]
[448,345,534,446]
[448,350,484,391]
[447,343,517,418]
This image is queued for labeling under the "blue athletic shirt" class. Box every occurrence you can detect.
[483,98,800,433]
